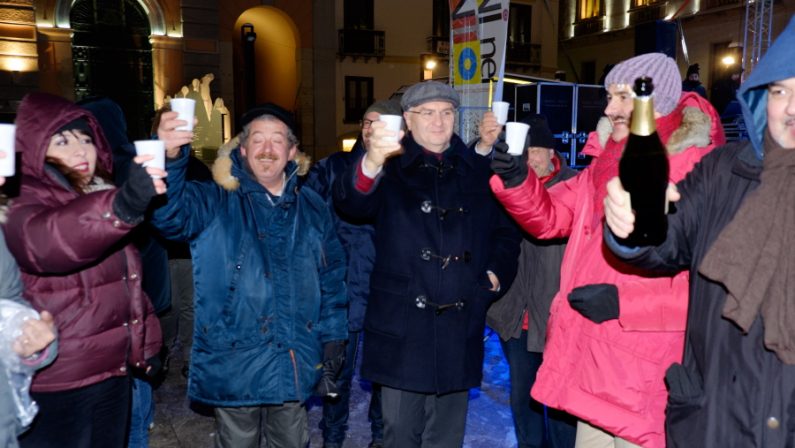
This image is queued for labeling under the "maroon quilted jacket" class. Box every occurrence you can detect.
[3,93,161,392]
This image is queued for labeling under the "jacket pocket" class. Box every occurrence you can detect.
[665,363,707,448]
[366,270,410,338]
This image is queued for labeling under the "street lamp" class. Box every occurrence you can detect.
[421,54,437,81]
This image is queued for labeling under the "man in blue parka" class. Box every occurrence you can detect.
[604,15,795,447]
[153,103,348,447]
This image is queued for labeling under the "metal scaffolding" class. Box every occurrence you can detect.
[742,0,774,75]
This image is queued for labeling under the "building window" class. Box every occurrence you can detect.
[344,76,374,123]
[508,4,532,46]
[631,0,658,7]
[344,0,374,30]
[577,0,603,20]
[432,0,450,39]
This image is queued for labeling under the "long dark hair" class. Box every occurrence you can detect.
[45,130,112,194]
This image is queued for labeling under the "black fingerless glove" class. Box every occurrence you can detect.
[490,142,528,188]
[567,283,620,323]
[315,340,346,398]
[145,354,163,379]
[112,162,157,225]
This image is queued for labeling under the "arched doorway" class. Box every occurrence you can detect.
[70,0,154,139]
[234,7,300,116]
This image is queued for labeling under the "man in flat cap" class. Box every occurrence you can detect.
[153,104,348,447]
[333,80,521,447]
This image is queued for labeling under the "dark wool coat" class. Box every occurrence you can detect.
[607,17,795,447]
[152,147,348,406]
[305,139,375,332]
[333,133,521,394]
[486,157,577,352]
[5,93,161,393]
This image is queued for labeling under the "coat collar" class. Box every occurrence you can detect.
[398,133,475,170]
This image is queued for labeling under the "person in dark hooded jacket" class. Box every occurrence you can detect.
[604,16,795,448]
[6,93,163,447]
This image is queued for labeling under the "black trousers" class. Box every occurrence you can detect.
[19,375,131,448]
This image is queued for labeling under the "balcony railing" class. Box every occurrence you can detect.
[506,41,541,67]
[338,29,385,62]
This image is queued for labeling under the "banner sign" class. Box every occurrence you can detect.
[448,0,509,143]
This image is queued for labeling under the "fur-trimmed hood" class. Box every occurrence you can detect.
[211,135,312,192]
[590,91,724,155]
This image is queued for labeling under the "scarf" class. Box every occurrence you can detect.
[698,132,795,364]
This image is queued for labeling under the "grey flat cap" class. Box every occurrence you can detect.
[400,81,460,110]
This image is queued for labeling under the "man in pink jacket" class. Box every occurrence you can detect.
[489,53,725,447]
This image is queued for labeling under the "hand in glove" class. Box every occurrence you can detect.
[665,363,703,402]
[490,142,528,188]
[145,354,163,379]
[567,283,619,323]
[113,161,158,225]
[315,340,346,398]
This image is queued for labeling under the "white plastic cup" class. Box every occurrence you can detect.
[491,101,510,125]
[505,122,530,156]
[170,98,196,131]
[0,124,15,177]
[134,140,166,178]
[379,114,403,142]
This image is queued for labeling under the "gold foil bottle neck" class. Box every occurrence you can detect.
[630,95,656,137]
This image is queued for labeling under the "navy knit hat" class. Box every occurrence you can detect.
[520,114,555,149]
[605,53,682,115]
[401,81,460,110]
[364,99,402,117]
[238,103,297,136]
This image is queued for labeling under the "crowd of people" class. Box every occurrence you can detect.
[0,14,793,448]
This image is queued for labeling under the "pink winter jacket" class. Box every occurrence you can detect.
[490,92,724,448]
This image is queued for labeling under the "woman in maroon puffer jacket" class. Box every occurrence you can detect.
[5,93,164,447]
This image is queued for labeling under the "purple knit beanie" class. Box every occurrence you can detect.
[604,53,682,115]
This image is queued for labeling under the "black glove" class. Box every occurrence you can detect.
[112,161,157,225]
[665,363,703,401]
[145,354,163,379]
[315,340,346,398]
[490,142,528,188]
[567,283,619,323]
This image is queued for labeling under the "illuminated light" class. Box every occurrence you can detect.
[722,55,736,66]
[6,58,24,72]
[342,138,356,152]
[424,59,437,70]
[503,77,535,85]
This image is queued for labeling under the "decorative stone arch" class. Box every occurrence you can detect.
[53,0,166,35]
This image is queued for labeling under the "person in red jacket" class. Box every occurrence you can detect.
[488,53,725,447]
[5,93,164,447]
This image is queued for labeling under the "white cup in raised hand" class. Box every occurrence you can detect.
[170,98,196,131]
[0,124,15,177]
[134,140,166,178]
[505,122,530,156]
[378,114,403,143]
[491,101,510,125]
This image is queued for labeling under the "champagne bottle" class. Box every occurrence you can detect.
[617,76,670,246]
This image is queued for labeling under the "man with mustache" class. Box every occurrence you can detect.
[152,103,348,447]
[488,53,725,447]
[604,17,795,448]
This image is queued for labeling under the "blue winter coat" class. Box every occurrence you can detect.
[333,133,521,394]
[151,146,348,406]
[305,139,375,332]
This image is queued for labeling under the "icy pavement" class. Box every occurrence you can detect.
[150,331,516,447]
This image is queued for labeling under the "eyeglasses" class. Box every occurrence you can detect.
[359,119,374,129]
[406,108,456,121]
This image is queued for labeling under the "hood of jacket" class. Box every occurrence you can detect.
[211,135,312,192]
[738,15,795,160]
[16,93,114,189]
[590,91,722,155]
